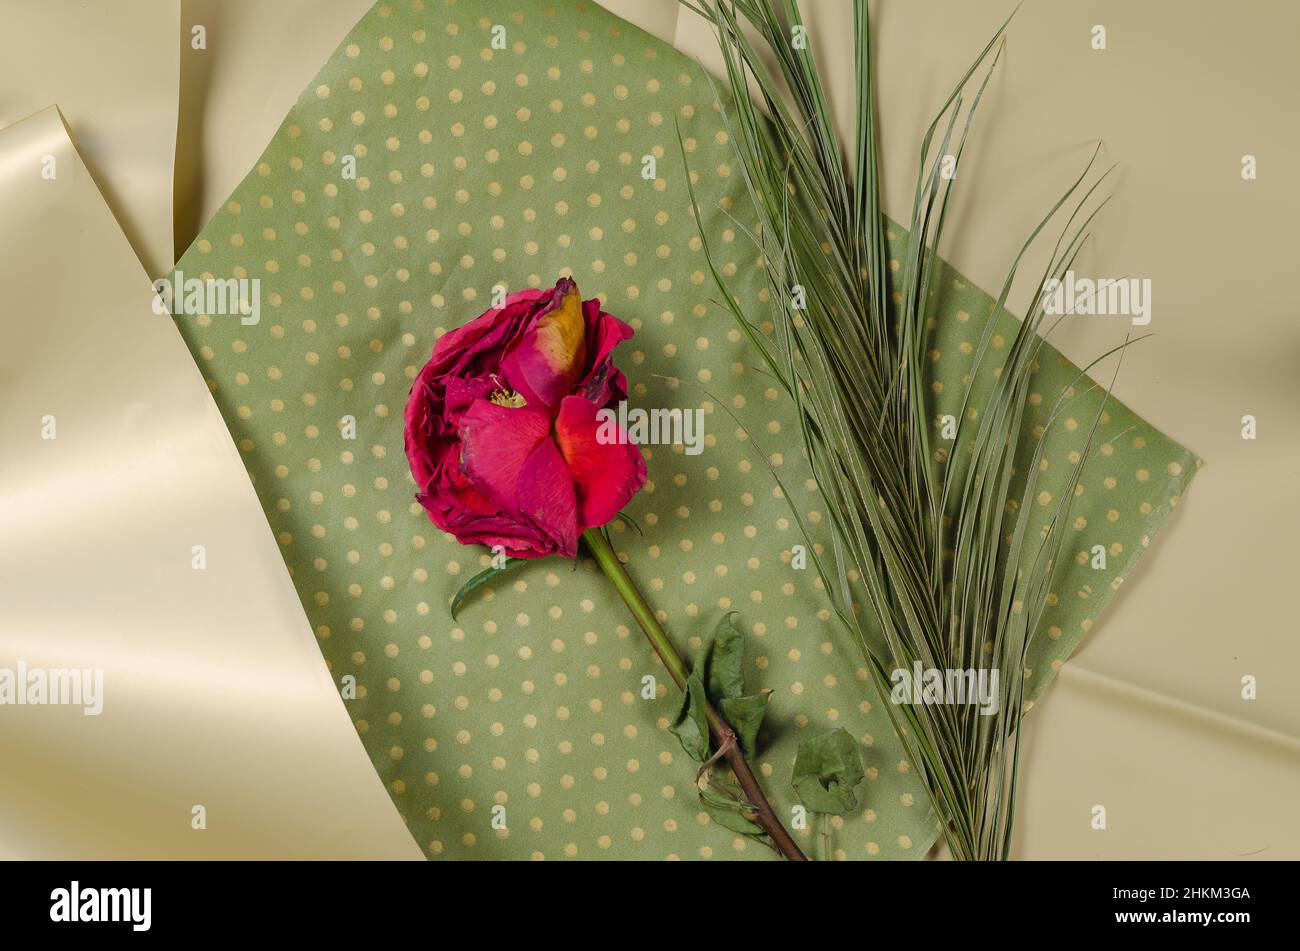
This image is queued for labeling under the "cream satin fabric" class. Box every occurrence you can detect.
[0,0,179,277]
[0,107,420,859]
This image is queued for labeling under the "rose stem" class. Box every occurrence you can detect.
[582,528,809,862]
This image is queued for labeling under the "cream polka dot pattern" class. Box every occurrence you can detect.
[169,0,1198,860]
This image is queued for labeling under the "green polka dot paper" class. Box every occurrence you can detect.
[170,0,1199,859]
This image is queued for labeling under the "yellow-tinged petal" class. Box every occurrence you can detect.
[534,284,586,378]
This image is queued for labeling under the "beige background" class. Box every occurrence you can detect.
[0,0,179,277]
[0,107,419,858]
[3,0,1295,858]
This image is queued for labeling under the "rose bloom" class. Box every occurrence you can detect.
[404,278,645,558]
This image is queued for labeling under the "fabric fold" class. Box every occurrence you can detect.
[0,106,420,859]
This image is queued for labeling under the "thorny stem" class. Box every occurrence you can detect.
[582,528,809,861]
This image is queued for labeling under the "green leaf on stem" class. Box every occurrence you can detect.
[670,671,711,762]
[449,557,521,620]
[699,778,764,836]
[792,728,866,815]
[719,690,772,759]
[700,612,746,701]
[691,613,771,758]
